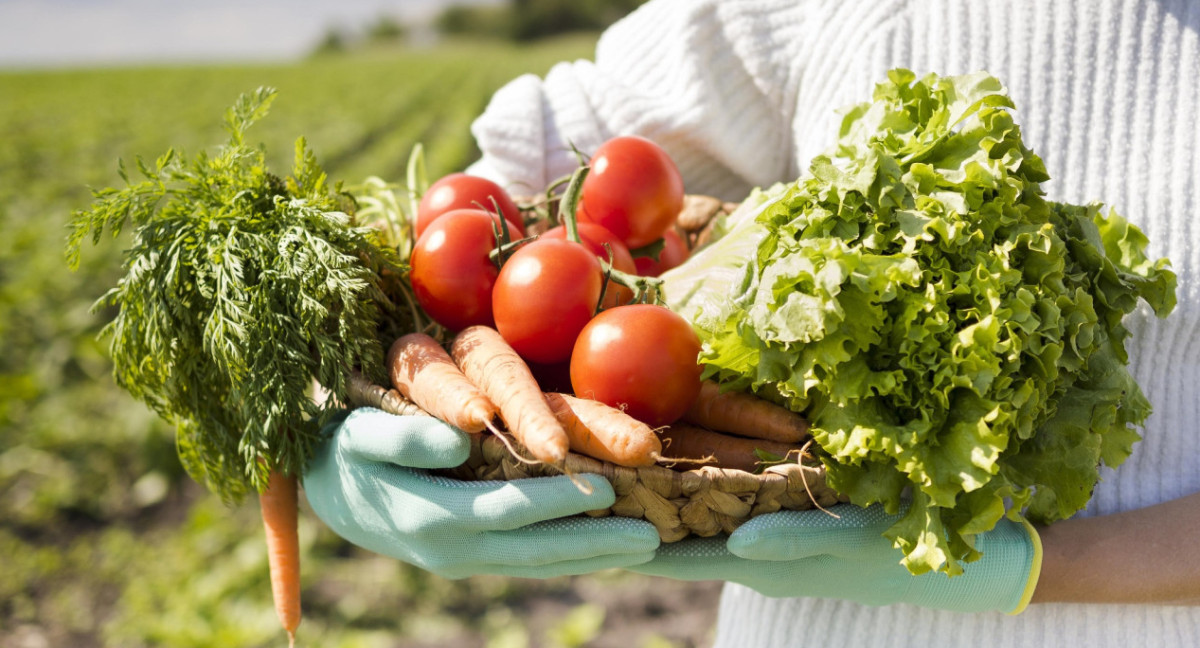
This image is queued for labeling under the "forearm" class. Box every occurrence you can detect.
[1031,491,1200,605]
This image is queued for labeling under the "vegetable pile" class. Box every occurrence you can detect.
[70,66,1172,637]
[662,69,1177,575]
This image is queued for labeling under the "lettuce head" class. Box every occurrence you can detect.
[662,69,1176,575]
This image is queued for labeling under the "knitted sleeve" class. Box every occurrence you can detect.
[467,0,817,201]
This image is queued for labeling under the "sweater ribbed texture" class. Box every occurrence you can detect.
[466,1,1200,644]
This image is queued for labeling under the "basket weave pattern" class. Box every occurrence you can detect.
[449,433,844,542]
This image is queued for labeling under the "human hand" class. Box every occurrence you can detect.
[303,408,660,578]
[628,504,1041,614]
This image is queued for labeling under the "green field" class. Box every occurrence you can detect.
[0,37,719,648]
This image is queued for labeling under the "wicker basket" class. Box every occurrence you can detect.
[346,194,849,542]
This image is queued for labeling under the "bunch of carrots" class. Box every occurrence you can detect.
[387,326,813,474]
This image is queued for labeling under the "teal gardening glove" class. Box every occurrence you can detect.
[629,504,1043,614]
[303,408,661,578]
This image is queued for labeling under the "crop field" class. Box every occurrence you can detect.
[0,37,720,648]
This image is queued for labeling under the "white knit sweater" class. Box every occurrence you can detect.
[467,1,1200,645]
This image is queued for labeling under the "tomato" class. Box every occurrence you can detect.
[409,209,522,332]
[416,173,524,240]
[577,136,684,249]
[541,221,637,308]
[633,228,690,277]
[492,238,604,364]
[570,304,703,427]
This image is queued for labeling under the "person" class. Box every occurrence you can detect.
[303,0,1200,645]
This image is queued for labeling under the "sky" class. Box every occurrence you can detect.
[0,0,496,68]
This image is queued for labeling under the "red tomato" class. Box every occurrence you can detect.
[633,228,690,277]
[409,209,523,332]
[577,136,684,249]
[492,238,604,365]
[570,304,703,427]
[416,173,524,240]
[541,221,637,308]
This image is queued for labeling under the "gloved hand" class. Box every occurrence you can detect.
[628,504,1042,614]
[303,408,660,578]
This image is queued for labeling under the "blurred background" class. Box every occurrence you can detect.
[0,1,723,646]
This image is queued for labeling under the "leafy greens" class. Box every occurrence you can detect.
[66,88,408,503]
[662,69,1176,575]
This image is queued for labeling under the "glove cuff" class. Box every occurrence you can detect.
[1007,517,1043,615]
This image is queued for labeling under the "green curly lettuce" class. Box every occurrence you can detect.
[662,69,1176,575]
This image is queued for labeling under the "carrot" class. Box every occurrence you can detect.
[657,422,806,473]
[450,326,569,465]
[349,370,432,418]
[260,469,300,648]
[388,332,498,433]
[682,380,811,443]
[545,392,664,467]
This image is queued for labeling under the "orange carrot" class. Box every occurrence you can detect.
[260,469,300,648]
[450,326,569,465]
[657,422,806,473]
[682,380,810,443]
[388,332,498,433]
[544,392,663,467]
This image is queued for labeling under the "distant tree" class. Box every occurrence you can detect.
[508,0,647,40]
[366,15,408,44]
[435,3,513,40]
[434,0,648,41]
[312,27,349,56]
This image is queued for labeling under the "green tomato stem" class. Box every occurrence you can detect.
[601,260,665,306]
[558,165,589,244]
[488,234,535,268]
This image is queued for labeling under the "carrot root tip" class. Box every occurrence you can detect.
[651,451,716,467]
[563,467,594,495]
[486,424,541,466]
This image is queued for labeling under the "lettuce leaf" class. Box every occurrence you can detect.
[661,69,1176,575]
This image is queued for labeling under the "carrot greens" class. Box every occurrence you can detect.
[65,87,407,502]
